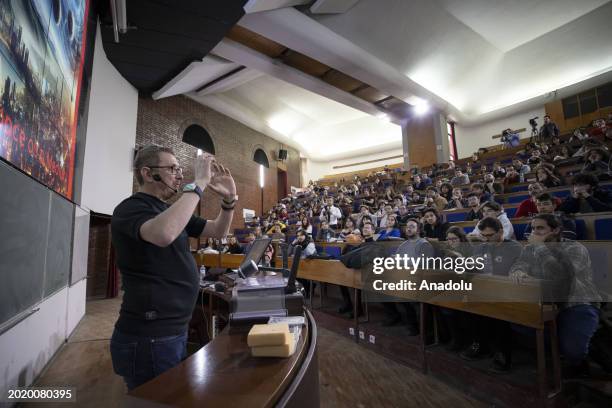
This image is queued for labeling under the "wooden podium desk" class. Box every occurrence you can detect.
[123,308,319,407]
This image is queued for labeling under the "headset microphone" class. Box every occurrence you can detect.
[152,174,178,193]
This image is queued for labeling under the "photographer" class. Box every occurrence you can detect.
[501,128,520,148]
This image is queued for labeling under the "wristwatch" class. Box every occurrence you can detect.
[182,183,203,198]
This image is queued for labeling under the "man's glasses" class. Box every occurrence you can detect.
[148,165,183,175]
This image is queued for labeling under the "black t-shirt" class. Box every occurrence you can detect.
[111,192,207,337]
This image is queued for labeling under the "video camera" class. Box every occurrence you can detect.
[529,117,539,131]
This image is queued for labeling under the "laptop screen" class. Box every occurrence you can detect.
[239,237,272,272]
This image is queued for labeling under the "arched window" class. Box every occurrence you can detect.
[182,124,215,155]
[253,148,269,168]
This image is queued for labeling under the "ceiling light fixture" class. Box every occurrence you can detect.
[413,101,429,116]
[376,113,390,122]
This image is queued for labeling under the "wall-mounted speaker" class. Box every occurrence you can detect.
[278,149,288,160]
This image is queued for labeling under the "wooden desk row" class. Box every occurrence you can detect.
[195,253,563,400]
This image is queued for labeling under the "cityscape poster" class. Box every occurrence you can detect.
[0,0,89,199]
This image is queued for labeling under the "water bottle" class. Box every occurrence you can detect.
[199,265,206,285]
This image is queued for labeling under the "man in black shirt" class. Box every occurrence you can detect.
[110,145,236,390]
[465,193,483,221]
[539,115,560,140]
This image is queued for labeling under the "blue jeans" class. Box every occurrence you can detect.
[557,304,600,365]
[110,328,187,391]
[511,304,600,365]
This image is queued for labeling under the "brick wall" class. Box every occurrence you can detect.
[135,96,301,231]
[87,216,112,299]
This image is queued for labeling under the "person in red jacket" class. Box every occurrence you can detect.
[514,182,561,218]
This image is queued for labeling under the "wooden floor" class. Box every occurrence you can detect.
[23,296,484,408]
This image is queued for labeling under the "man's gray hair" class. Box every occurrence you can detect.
[133,145,175,185]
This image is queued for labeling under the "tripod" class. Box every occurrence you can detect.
[530,126,539,143]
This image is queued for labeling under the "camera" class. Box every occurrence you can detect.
[529,117,539,130]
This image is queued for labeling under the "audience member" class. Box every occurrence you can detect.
[522,193,576,240]
[413,174,428,191]
[465,193,483,221]
[581,148,610,174]
[378,203,397,229]
[316,221,336,242]
[470,201,514,240]
[440,182,454,201]
[377,213,401,240]
[297,216,313,235]
[268,223,285,241]
[509,214,601,375]
[450,170,470,187]
[514,182,556,218]
[503,166,521,191]
[320,197,343,229]
[492,162,506,179]
[421,207,449,241]
[425,186,448,211]
[558,173,612,213]
[224,235,244,254]
[291,230,317,258]
[535,165,562,188]
[512,159,531,181]
[471,183,492,203]
[446,187,467,210]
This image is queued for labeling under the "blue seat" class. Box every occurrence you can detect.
[575,219,587,240]
[507,194,529,204]
[505,207,517,218]
[511,185,528,192]
[463,226,475,234]
[446,211,467,222]
[594,218,612,240]
[551,190,571,199]
[324,246,342,259]
[513,222,529,240]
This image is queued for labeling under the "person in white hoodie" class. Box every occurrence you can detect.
[469,201,515,240]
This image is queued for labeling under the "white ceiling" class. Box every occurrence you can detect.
[154,0,612,162]
[306,0,612,118]
[188,74,402,160]
[439,0,610,52]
